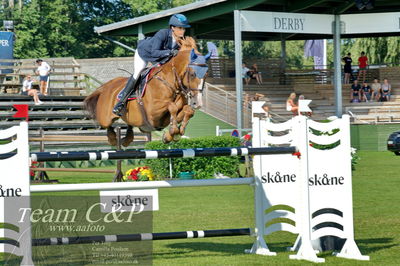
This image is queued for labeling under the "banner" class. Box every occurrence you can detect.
[240,11,333,34]
[0,31,14,74]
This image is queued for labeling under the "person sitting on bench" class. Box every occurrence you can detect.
[21,75,43,105]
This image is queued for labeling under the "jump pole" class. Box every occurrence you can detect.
[22,146,297,162]
[32,228,252,246]
[30,177,254,193]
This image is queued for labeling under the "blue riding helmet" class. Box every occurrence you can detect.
[169,14,191,28]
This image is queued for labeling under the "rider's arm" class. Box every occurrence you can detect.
[150,30,174,59]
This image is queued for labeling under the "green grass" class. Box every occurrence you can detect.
[1,151,400,265]
[184,110,234,138]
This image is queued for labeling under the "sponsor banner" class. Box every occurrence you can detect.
[100,189,159,212]
[0,31,14,74]
[240,11,333,34]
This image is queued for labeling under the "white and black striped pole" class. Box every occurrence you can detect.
[0,146,298,162]
[32,228,252,246]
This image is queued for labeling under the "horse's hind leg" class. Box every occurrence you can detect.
[107,127,118,146]
[122,126,134,147]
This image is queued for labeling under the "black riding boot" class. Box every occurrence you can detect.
[112,76,138,116]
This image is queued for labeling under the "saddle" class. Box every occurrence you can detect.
[126,54,175,100]
[127,65,159,101]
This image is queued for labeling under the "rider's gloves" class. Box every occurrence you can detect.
[170,49,179,57]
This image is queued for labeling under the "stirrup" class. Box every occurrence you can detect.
[112,103,125,116]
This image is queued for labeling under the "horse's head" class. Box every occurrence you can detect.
[179,48,211,109]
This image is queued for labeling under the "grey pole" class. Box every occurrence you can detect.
[234,10,243,135]
[138,24,145,40]
[281,38,287,70]
[333,14,342,117]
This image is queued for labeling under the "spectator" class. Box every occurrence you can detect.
[342,53,352,84]
[371,78,381,102]
[286,92,298,115]
[242,63,250,85]
[381,78,391,101]
[248,63,263,85]
[358,51,368,83]
[35,59,51,95]
[253,93,264,101]
[361,81,372,102]
[351,79,361,103]
[242,134,252,147]
[21,75,43,105]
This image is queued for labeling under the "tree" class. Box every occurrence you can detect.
[122,0,194,17]
[13,0,48,58]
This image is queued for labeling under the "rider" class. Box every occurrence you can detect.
[112,14,191,116]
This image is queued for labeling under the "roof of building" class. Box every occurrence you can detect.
[94,0,400,40]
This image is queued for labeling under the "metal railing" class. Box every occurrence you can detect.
[202,82,252,128]
[202,82,289,128]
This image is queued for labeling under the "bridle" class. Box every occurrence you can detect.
[152,60,208,99]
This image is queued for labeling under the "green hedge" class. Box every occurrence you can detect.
[144,136,241,179]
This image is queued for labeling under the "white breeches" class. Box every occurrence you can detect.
[133,51,148,79]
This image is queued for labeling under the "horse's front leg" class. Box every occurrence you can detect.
[163,102,180,143]
[167,102,180,136]
[176,105,195,136]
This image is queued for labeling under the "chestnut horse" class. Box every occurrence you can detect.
[84,37,210,146]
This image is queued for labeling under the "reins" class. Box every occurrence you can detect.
[151,58,205,99]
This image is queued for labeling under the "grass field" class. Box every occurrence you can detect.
[1,151,399,265]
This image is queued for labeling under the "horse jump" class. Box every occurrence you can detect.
[0,114,369,264]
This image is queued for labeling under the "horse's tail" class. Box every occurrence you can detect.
[83,89,102,121]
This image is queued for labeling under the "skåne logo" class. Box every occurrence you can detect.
[0,185,22,197]
[261,172,296,183]
[308,174,345,186]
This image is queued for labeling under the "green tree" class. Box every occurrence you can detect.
[40,0,78,57]
[122,0,194,17]
[73,0,134,58]
[13,0,48,58]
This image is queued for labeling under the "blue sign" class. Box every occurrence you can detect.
[231,129,239,137]
[0,31,14,74]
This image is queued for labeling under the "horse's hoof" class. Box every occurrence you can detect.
[179,126,185,136]
[108,137,117,146]
[173,134,181,142]
[121,137,133,147]
[162,132,173,144]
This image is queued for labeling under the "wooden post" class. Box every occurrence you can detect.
[113,127,123,182]
[35,128,58,183]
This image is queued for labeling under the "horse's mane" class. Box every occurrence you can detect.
[178,36,199,54]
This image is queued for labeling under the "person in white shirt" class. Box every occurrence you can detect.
[35,59,51,95]
[242,63,250,85]
[21,75,43,105]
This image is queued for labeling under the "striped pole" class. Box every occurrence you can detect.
[32,228,252,246]
[30,177,254,193]
[0,146,298,162]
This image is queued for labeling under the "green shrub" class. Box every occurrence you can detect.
[144,136,241,179]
